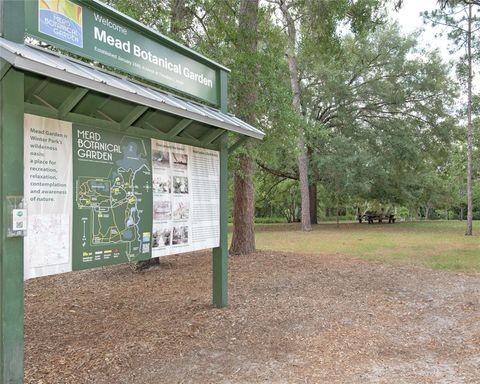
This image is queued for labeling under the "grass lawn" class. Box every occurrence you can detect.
[251,221,480,273]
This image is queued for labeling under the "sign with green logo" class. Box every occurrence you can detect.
[25,0,221,105]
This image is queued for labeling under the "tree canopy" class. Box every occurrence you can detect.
[104,0,478,237]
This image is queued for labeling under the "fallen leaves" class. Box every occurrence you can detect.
[24,250,480,383]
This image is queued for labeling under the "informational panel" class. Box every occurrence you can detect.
[151,140,219,257]
[24,114,73,279]
[24,0,220,105]
[23,115,220,279]
[72,127,153,270]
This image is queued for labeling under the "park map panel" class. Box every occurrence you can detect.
[72,126,153,269]
[24,116,219,277]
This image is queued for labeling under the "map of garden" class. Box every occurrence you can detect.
[77,169,142,247]
[73,132,152,269]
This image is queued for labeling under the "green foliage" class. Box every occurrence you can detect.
[102,0,171,35]
[276,21,458,210]
[256,178,301,223]
[254,216,288,224]
[100,0,477,223]
[397,207,410,219]
[424,3,480,69]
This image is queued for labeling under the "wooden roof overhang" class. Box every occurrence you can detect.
[0,38,264,151]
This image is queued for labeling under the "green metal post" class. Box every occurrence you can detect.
[1,1,25,383]
[219,70,228,114]
[212,68,229,308]
[212,133,228,307]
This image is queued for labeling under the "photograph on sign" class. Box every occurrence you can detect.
[151,140,220,257]
[173,197,190,220]
[152,224,171,249]
[154,199,172,221]
[153,174,171,193]
[172,152,188,169]
[172,225,189,245]
[153,149,170,168]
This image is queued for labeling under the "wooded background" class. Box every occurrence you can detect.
[102,0,480,250]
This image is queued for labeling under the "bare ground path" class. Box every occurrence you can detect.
[25,250,480,383]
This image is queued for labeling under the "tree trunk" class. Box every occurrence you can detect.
[425,206,430,221]
[309,183,318,224]
[169,0,189,35]
[336,205,340,228]
[280,0,311,231]
[230,153,256,254]
[308,147,318,224]
[229,0,259,255]
[465,3,474,235]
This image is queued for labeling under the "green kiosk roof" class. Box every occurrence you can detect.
[0,37,264,141]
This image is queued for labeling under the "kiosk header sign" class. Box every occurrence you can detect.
[25,0,221,105]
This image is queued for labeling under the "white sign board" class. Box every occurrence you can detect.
[24,114,73,279]
[151,140,220,257]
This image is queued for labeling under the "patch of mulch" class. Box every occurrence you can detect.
[24,250,480,383]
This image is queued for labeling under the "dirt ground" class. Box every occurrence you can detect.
[25,250,480,383]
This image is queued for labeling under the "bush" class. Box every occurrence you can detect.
[228,216,288,224]
[319,215,356,222]
[255,216,287,224]
[398,207,410,220]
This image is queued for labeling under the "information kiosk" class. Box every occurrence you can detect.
[0,1,264,381]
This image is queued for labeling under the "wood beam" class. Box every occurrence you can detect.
[120,106,148,131]
[32,94,56,111]
[0,60,12,81]
[167,118,192,140]
[144,121,166,135]
[182,131,200,143]
[95,109,116,122]
[91,97,111,118]
[26,78,50,103]
[23,103,218,151]
[58,87,89,118]
[228,135,249,153]
[200,128,224,145]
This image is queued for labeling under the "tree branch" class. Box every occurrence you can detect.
[257,160,299,180]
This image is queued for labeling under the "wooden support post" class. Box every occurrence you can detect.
[212,133,228,307]
[212,68,229,308]
[1,1,25,383]
[0,69,25,384]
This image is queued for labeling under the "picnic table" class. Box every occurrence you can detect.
[358,212,395,224]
